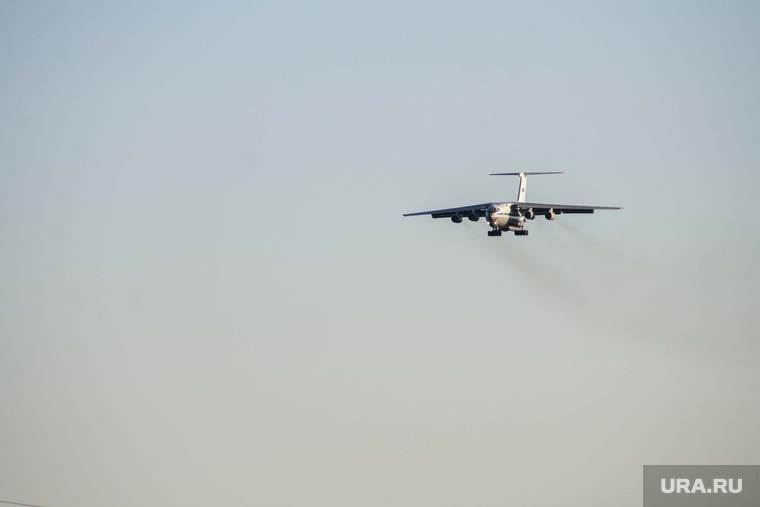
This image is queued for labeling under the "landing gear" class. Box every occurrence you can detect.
[488,228,529,237]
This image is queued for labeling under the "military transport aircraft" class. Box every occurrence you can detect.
[404,172,622,237]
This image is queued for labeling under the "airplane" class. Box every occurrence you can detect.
[404,172,622,237]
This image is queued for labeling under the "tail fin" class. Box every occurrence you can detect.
[490,172,563,202]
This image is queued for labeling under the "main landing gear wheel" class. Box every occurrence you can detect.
[487,229,502,237]
[515,230,529,236]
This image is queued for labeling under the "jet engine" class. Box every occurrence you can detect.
[523,209,535,220]
[451,214,463,223]
[468,212,479,222]
[545,210,556,221]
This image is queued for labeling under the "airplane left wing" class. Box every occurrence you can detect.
[403,203,493,218]
[513,202,623,214]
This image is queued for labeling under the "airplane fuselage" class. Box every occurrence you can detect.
[486,203,526,231]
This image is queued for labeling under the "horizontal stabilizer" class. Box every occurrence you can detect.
[489,172,564,176]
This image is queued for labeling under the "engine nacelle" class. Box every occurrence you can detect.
[467,212,479,222]
[451,214,463,223]
[523,209,535,220]
[545,210,556,221]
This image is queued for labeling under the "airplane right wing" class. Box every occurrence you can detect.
[403,203,493,218]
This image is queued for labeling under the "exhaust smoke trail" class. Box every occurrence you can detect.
[462,221,656,336]
[463,223,589,314]
[556,219,619,262]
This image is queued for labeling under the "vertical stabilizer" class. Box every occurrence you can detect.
[489,171,564,202]
[517,173,528,202]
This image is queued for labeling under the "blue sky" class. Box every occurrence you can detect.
[1,2,759,506]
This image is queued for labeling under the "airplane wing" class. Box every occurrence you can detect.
[513,202,623,214]
[403,203,493,218]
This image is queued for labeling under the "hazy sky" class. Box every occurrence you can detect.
[1,2,759,506]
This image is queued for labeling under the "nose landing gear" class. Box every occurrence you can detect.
[487,229,502,237]
[515,230,528,236]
